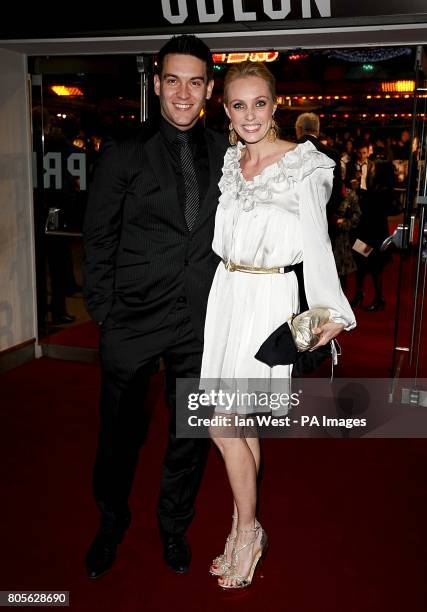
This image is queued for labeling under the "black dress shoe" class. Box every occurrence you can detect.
[350,291,364,308]
[51,313,76,325]
[163,535,191,574]
[366,297,385,311]
[85,533,118,579]
[85,512,130,580]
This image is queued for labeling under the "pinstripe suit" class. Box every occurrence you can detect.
[83,119,228,537]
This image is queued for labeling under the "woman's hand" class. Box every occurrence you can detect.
[310,321,345,350]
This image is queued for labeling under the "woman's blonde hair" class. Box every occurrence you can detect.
[223,60,277,105]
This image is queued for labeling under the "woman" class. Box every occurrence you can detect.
[200,62,356,589]
[331,185,361,289]
[350,151,394,311]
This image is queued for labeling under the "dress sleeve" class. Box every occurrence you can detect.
[298,160,356,331]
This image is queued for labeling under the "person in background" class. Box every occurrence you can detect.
[331,185,361,289]
[44,119,81,324]
[340,139,355,182]
[346,141,373,192]
[295,112,343,246]
[350,146,394,310]
[392,129,411,160]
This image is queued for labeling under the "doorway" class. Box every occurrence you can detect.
[29,46,426,378]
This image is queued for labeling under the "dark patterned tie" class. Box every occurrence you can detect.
[176,131,200,231]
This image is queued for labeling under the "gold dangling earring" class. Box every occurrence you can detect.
[267,117,278,143]
[229,122,238,146]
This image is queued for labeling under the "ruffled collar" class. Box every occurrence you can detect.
[218,140,335,211]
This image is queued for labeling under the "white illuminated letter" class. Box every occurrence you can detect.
[67,153,86,191]
[197,0,223,22]
[301,0,331,18]
[264,0,291,19]
[233,0,256,20]
[162,0,188,24]
[43,153,62,189]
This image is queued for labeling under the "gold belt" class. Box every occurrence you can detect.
[223,260,296,274]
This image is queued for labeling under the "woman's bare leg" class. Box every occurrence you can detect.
[211,425,262,587]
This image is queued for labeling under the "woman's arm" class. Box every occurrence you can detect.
[298,164,357,343]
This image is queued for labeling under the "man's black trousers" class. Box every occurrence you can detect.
[93,298,210,540]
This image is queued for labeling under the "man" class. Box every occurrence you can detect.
[295,112,343,244]
[346,141,373,192]
[43,118,80,325]
[392,128,411,160]
[82,34,227,579]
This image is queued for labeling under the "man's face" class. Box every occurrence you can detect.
[154,53,214,131]
[357,146,369,163]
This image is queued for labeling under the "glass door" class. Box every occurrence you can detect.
[387,46,427,402]
[30,55,153,353]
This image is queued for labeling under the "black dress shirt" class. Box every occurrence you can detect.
[159,117,210,213]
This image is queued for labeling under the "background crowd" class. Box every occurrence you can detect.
[294,114,411,312]
[37,109,413,325]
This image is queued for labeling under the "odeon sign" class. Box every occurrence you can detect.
[2,1,426,39]
[161,0,331,24]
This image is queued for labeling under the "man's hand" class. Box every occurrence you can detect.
[310,321,345,350]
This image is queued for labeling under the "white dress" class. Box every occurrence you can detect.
[200,140,356,414]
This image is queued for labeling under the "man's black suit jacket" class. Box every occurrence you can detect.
[82,120,228,341]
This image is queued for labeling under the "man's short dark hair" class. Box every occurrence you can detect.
[354,139,369,150]
[156,34,214,81]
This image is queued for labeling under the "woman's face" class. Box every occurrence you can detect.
[224,75,276,145]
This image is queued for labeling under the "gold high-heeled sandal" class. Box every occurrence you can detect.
[209,514,238,576]
[218,523,268,590]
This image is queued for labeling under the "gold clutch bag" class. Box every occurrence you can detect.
[288,307,331,352]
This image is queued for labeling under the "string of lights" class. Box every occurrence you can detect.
[323,48,412,63]
[276,94,425,103]
[317,113,425,118]
[109,112,425,122]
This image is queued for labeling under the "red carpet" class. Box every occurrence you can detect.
[1,357,427,611]
[2,250,426,610]
[42,321,100,349]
